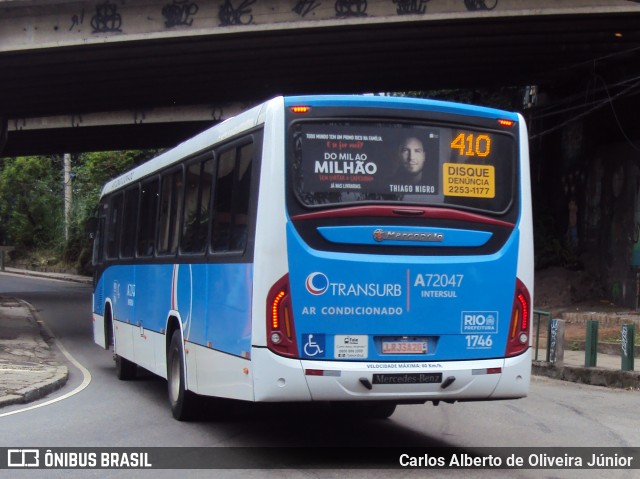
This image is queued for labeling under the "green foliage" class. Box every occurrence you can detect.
[0,151,158,273]
[65,150,159,272]
[0,156,63,249]
[73,150,159,215]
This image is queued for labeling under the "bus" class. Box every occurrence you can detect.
[91,95,533,420]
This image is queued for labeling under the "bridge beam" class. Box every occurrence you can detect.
[3,104,246,155]
[7,103,245,133]
[1,0,639,53]
[3,0,640,154]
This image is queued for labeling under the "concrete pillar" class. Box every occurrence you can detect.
[0,117,7,155]
[621,324,635,372]
[548,318,565,366]
[64,153,72,240]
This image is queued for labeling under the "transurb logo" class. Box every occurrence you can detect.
[305,272,329,295]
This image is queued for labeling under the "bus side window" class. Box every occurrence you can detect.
[106,193,123,259]
[211,141,253,254]
[137,179,159,257]
[211,149,236,252]
[158,169,183,255]
[93,217,105,266]
[120,186,139,259]
[230,143,253,251]
[182,158,213,254]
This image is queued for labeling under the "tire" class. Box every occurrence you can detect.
[333,401,397,419]
[115,354,137,380]
[364,402,397,419]
[167,330,198,421]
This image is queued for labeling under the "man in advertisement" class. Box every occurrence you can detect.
[390,132,439,196]
[395,136,427,185]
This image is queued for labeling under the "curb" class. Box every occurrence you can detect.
[19,365,69,402]
[0,267,92,285]
[0,298,70,408]
[23,299,70,402]
[532,361,640,389]
[0,366,68,408]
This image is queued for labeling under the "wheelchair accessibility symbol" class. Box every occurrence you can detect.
[302,333,326,358]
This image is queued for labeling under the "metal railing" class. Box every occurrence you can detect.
[533,309,551,361]
[532,310,636,370]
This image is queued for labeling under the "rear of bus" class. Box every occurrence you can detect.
[252,96,533,409]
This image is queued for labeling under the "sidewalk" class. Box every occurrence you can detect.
[0,268,638,409]
[0,268,91,407]
[533,348,640,389]
[0,296,68,407]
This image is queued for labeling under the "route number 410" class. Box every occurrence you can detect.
[465,335,493,348]
[450,133,491,157]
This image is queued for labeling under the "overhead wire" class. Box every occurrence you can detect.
[597,75,640,152]
[528,76,640,140]
[526,44,640,140]
[528,74,640,121]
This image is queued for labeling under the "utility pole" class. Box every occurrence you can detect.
[64,153,72,241]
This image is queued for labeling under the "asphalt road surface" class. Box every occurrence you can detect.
[0,273,638,479]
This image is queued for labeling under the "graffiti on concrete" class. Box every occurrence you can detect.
[219,0,257,26]
[393,0,430,15]
[162,0,200,28]
[335,0,368,18]
[293,0,322,17]
[69,10,86,31]
[91,1,123,33]
[464,0,498,11]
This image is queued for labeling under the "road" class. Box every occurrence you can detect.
[0,273,638,478]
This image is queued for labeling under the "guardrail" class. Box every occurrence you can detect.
[533,309,637,371]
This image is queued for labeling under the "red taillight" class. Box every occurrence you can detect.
[271,290,286,330]
[506,278,531,357]
[517,292,529,330]
[266,274,298,358]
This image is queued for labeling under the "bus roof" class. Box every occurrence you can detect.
[284,95,520,121]
[101,95,519,197]
[100,99,272,197]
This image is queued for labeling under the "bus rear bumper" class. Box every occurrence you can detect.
[252,347,531,402]
[488,348,531,399]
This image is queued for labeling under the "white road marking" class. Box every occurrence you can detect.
[0,312,92,419]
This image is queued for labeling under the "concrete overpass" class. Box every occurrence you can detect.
[2,0,640,155]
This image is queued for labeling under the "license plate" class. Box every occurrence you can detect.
[372,373,442,385]
[382,340,427,354]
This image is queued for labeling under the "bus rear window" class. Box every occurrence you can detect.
[291,121,516,214]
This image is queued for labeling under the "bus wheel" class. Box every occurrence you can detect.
[167,330,197,421]
[333,401,397,419]
[115,354,137,380]
[364,402,397,419]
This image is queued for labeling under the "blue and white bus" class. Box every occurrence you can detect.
[91,95,533,420]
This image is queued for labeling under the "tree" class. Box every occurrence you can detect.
[0,156,63,249]
[64,150,159,272]
[0,150,158,272]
